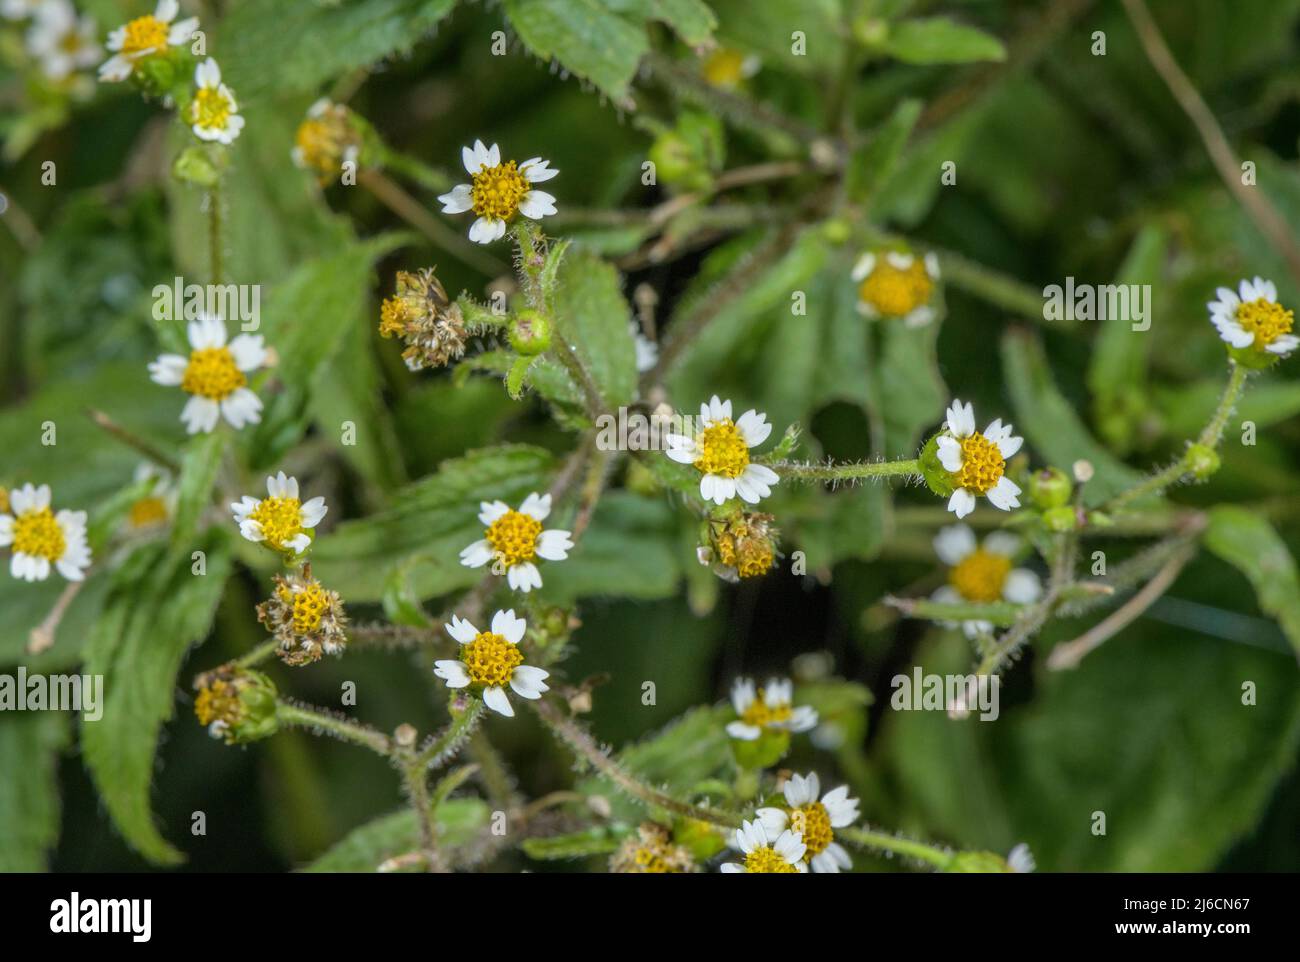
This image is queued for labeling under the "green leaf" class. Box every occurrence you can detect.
[302,798,490,871]
[504,0,648,103]
[876,319,947,458]
[551,249,638,410]
[522,827,620,860]
[847,99,922,204]
[0,713,69,871]
[1203,506,1300,660]
[170,431,226,548]
[80,535,232,865]
[881,17,1007,65]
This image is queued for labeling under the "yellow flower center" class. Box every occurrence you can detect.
[379,297,411,337]
[789,802,833,855]
[121,15,169,55]
[949,548,1012,603]
[250,496,304,550]
[128,496,169,529]
[717,523,775,578]
[12,507,65,561]
[955,433,1005,495]
[194,680,239,727]
[181,346,246,400]
[485,509,542,567]
[744,846,798,873]
[858,258,933,317]
[1235,298,1294,346]
[631,847,676,873]
[694,419,750,478]
[470,161,530,222]
[190,87,232,131]
[278,582,329,634]
[461,631,525,688]
[0,487,10,515]
[740,689,792,729]
[702,48,747,88]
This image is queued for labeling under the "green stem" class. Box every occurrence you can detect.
[235,638,278,668]
[276,701,391,756]
[377,145,455,193]
[208,180,222,285]
[414,700,484,771]
[773,458,921,482]
[838,825,951,869]
[1197,360,1248,448]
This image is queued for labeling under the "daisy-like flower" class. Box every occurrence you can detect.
[930,524,1040,637]
[98,0,197,83]
[433,609,550,718]
[609,823,697,874]
[756,772,859,873]
[257,564,348,667]
[0,483,91,582]
[438,140,558,244]
[186,58,244,144]
[706,511,778,581]
[726,677,818,741]
[852,250,941,327]
[291,98,361,183]
[665,396,779,506]
[26,1,100,80]
[459,493,572,592]
[1208,276,1297,360]
[126,462,175,531]
[231,472,327,556]
[148,315,266,434]
[934,400,1023,519]
[720,819,807,873]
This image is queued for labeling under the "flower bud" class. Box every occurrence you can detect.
[1185,442,1221,479]
[509,308,553,356]
[172,145,221,187]
[1027,467,1072,509]
[193,668,278,745]
[1042,505,1078,533]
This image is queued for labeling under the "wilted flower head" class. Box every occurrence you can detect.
[257,564,348,666]
[704,511,778,581]
[609,823,696,873]
[292,98,362,183]
[193,667,278,744]
[378,268,467,371]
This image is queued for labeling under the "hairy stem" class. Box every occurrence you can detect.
[773,458,921,483]
[276,700,392,756]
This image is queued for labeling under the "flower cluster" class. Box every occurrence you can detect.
[609,823,697,873]
[378,268,468,371]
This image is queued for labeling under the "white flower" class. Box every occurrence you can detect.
[438,140,558,244]
[726,676,818,741]
[720,819,807,873]
[459,492,573,593]
[852,250,941,327]
[126,462,176,530]
[98,0,198,82]
[230,472,327,555]
[665,396,779,506]
[26,1,100,80]
[1007,842,1036,873]
[631,322,658,373]
[930,524,1040,637]
[0,483,91,582]
[186,58,244,144]
[934,399,1023,519]
[433,609,550,718]
[1207,276,1297,358]
[148,314,266,434]
[755,772,859,873]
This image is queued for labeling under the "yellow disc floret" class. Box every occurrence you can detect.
[194,679,239,728]
[694,419,750,478]
[485,509,542,568]
[1236,298,1294,346]
[250,496,304,549]
[740,688,792,730]
[702,48,747,88]
[181,346,246,400]
[470,160,530,221]
[789,802,833,855]
[190,87,232,132]
[128,496,169,529]
[13,507,65,561]
[858,259,933,317]
[744,846,799,873]
[955,433,1005,495]
[949,548,1012,603]
[279,582,330,635]
[379,297,411,337]
[120,15,169,55]
[461,631,525,688]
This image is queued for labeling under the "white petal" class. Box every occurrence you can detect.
[460,540,494,568]
[518,190,557,219]
[946,400,975,437]
[228,334,266,372]
[933,524,976,565]
[491,608,527,645]
[1267,334,1299,355]
[0,516,12,546]
[520,158,558,182]
[773,830,807,864]
[446,615,479,644]
[482,685,514,717]
[519,492,551,521]
[726,721,761,741]
[299,496,327,528]
[821,786,859,827]
[478,500,510,526]
[509,665,550,699]
[886,251,913,269]
[148,354,187,385]
[851,252,875,281]
[986,476,1022,511]
[735,409,771,447]
[755,808,788,836]
[983,531,1020,557]
[936,435,964,473]
[730,678,755,713]
[155,0,178,23]
[219,388,262,429]
[181,396,220,434]
[195,57,220,87]
[535,529,573,560]
[468,216,501,244]
[1003,568,1041,604]
[947,488,976,519]
[433,660,471,688]
[996,432,1023,459]
[439,183,473,214]
[706,475,735,505]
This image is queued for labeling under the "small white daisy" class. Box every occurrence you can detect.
[756,772,859,873]
[1207,276,1297,358]
[726,676,818,741]
[148,315,266,434]
[0,483,91,582]
[459,492,572,593]
[438,140,558,244]
[665,396,779,506]
[98,0,197,83]
[186,58,244,144]
[720,819,807,873]
[230,472,327,556]
[433,609,550,718]
[126,462,176,530]
[934,399,1023,519]
[26,1,100,80]
[930,524,1041,637]
[852,250,941,327]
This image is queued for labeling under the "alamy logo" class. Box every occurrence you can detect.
[1042,276,1151,331]
[0,668,103,721]
[889,668,1000,721]
[152,276,261,331]
[594,408,703,452]
[50,893,151,942]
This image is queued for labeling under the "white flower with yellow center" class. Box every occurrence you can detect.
[665,396,779,506]
[26,1,100,80]
[459,492,573,593]
[0,483,91,582]
[755,772,859,873]
[1208,276,1297,359]
[852,250,940,327]
[931,524,1040,637]
[98,0,197,82]
[230,472,327,556]
[434,609,550,718]
[720,819,807,873]
[186,58,243,144]
[935,400,1023,519]
[726,676,818,741]
[127,462,176,530]
[148,315,266,434]
[438,140,558,244]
